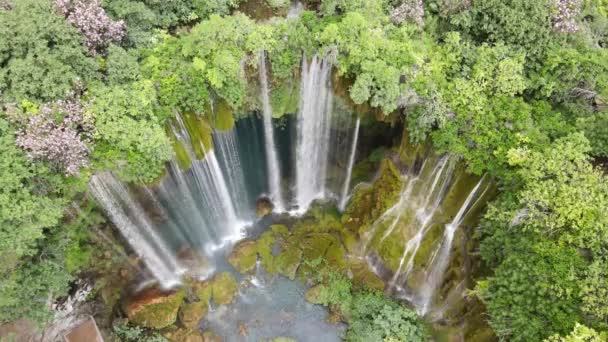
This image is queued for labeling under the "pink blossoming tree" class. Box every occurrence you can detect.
[55,0,125,54]
[15,100,93,176]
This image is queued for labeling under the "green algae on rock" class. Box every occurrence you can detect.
[124,287,185,329]
[228,240,258,274]
[342,158,403,236]
[211,272,238,305]
[179,300,208,329]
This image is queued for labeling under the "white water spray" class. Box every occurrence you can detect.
[338,118,360,211]
[294,54,334,213]
[259,51,286,212]
[418,175,488,315]
[90,173,182,289]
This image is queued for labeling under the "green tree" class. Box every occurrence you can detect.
[0,0,97,102]
[88,81,173,183]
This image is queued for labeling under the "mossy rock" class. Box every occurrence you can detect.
[179,300,208,329]
[172,139,192,170]
[349,260,385,291]
[300,233,335,261]
[343,159,403,235]
[201,330,222,342]
[174,112,213,160]
[211,272,238,305]
[304,284,325,305]
[192,280,213,303]
[261,338,298,342]
[214,100,235,131]
[125,288,185,329]
[258,336,298,342]
[257,226,288,274]
[228,240,258,274]
[163,327,218,342]
[275,247,303,280]
[256,196,274,217]
[323,241,348,272]
[270,80,299,118]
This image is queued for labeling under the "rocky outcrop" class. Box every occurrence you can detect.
[228,240,258,274]
[179,300,208,329]
[124,287,185,329]
[211,272,238,305]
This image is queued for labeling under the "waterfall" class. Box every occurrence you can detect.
[417,175,488,315]
[259,51,286,212]
[388,157,454,287]
[294,54,333,213]
[214,130,251,220]
[338,118,360,211]
[90,173,182,289]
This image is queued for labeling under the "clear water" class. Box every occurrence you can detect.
[205,273,345,342]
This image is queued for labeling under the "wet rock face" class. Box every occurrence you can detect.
[342,158,403,235]
[124,287,185,329]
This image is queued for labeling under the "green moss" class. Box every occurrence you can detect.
[257,230,280,274]
[343,158,403,235]
[177,112,213,160]
[275,247,303,280]
[193,280,213,303]
[228,240,258,274]
[270,80,299,118]
[211,272,238,305]
[270,224,289,236]
[348,260,385,291]
[214,99,235,131]
[172,140,192,170]
[305,284,325,305]
[127,288,185,329]
[179,300,208,328]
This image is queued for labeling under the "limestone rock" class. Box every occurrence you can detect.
[228,240,258,274]
[124,287,185,329]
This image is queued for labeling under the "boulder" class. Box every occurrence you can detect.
[179,300,208,329]
[275,247,302,280]
[211,272,238,305]
[256,196,274,217]
[163,327,221,342]
[304,284,325,305]
[124,287,185,329]
[228,240,258,274]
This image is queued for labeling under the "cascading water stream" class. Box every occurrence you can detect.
[417,175,488,315]
[90,173,183,289]
[258,51,286,212]
[214,130,251,220]
[388,157,454,288]
[294,54,334,213]
[338,118,360,211]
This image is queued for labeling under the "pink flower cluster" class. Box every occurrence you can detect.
[55,0,124,54]
[0,0,11,10]
[552,0,582,33]
[16,100,93,176]
[390,0,424,26]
